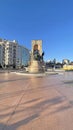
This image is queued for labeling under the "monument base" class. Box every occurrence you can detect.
[28,60,44,73]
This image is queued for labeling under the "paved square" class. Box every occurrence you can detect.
[0,72,73,130]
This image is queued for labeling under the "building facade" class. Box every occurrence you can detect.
[0,44,3,67]
[4,40,18,68]
[22,47,30,66]
[17,45,30,67]
[0,38,30,68]
[0,39,6,67]
[62,59,70,65]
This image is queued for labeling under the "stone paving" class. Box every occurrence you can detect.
[0,72,73,130]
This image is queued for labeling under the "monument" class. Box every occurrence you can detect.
[29,40,45,73]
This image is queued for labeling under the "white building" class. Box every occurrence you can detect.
[0,44,3,66]
[4,40,18,68]
[62,59,70,65]
[0,38,30,68]
[0,39,6,67]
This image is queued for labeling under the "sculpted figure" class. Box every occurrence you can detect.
[33,49,44,61]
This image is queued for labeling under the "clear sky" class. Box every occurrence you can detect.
[0,0,73,62]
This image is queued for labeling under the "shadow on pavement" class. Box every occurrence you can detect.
[0,113,39,130]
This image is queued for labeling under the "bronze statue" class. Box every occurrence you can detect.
[33,49,44,61]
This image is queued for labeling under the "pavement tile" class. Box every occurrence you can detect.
[0,72,73,130]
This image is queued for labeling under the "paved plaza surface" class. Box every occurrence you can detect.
[0,72,73,130]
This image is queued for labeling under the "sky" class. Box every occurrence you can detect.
[0,0,73,62]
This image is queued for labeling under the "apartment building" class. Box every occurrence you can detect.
[0,44,2,66]
[0,39,6,67]
[5,40,18,68]
[0,38,30,68]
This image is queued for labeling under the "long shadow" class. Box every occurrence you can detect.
[47,100,73,117]
[0,123,6,130]
[1,114,39,130]
[0,97,41,112]
[0,98,41,118]
[0,96,64,120]
[1,96,73,130]
[21,96,73,116]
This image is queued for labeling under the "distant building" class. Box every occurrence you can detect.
[70,61,73,65]
[62,59,70,65]
[63,65,73,71]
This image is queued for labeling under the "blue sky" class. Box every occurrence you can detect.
[0,0,73,62]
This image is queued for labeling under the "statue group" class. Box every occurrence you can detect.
[33,49,44,61]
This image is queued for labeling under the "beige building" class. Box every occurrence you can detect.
[63,64,73,71]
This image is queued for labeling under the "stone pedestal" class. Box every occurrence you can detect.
[29,60,44,73]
